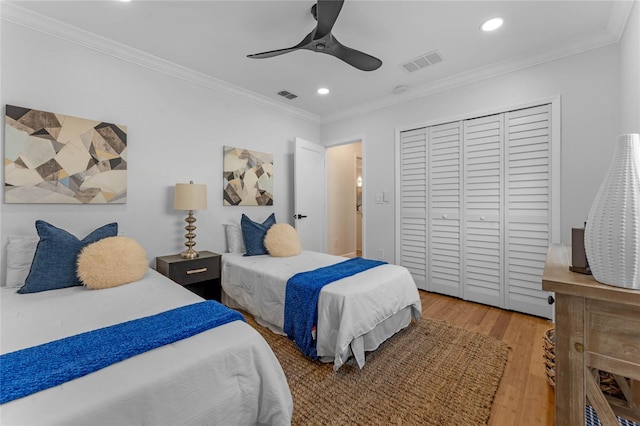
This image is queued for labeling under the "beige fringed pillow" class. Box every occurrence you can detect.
[264,224,301,257]
[77,236,148,289]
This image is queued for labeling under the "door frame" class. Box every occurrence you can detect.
[355,153,363,257]
[394,96,560,319]
[324,134,367,258]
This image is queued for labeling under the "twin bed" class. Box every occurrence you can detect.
[1,219,422,424]
[221,223,422,371]
[222,251,423,370]
[0,268,293,425]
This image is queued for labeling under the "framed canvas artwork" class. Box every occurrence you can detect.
[4,105,127,204]
[223,146,273,206]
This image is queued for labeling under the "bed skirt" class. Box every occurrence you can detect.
[223,290,414,368]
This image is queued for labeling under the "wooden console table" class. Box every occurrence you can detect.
[542,244,640,426]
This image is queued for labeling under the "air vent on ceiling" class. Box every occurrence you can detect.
[401,50,443,73]
[277,90,298,100]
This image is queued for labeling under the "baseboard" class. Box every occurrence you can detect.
[340,252,357,258]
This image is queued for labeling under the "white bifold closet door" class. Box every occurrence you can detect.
[428,122,462,297]
[398,103,552,318]
[462,114,505,308]
[399,127,428,290]
[504,105,551,318]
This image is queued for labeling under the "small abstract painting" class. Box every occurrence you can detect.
[4,105,127,204]
[223,146,273,206]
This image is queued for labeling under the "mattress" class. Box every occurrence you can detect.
[0,269,292,426]
[222,251,422,370]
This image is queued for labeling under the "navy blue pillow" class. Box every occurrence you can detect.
[18,220,118,294]
[241,213,276,256]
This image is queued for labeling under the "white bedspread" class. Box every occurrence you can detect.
[0,269,292,426]
[222,251,422,370]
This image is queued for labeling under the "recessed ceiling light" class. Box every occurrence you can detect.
[481,17,503,32]
[317,87,330,95]
[119,0,132,3]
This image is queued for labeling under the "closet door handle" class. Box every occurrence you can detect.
[480,216,485,221]
[442,214,448,219]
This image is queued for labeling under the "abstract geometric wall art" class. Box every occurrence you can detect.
[4,105,127,204]
[223,146,273,206]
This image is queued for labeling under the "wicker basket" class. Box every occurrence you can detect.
[543,328,556,387]
[543,328,627,399]
[597,371,627,398]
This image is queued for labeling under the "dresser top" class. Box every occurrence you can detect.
[542,244,640,305]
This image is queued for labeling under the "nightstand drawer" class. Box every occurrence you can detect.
[156,251,221,285]
[168,257,219,285]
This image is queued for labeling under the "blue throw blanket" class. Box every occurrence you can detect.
[283,257,386,359]
[0,300,244,404]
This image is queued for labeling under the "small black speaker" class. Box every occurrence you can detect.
[570,227,591,274]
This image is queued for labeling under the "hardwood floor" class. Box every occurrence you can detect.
[420,290,556,426]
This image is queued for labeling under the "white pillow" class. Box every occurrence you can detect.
[223,223,245,253]
[5,235,39,288]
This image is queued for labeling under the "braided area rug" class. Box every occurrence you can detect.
[245,314,509,425]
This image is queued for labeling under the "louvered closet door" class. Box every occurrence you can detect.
[505,105,552,318]
[428,122,462,297]
[463,114,504,308]
[399,128,428,290]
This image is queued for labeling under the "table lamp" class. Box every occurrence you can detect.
[174,181,207,259]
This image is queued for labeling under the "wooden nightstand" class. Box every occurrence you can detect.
[156,251,221,302]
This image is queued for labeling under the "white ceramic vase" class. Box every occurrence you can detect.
[585,133,640,289]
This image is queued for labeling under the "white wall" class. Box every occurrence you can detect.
[620,0,640,134]
[0,21,319,284]
[3,8,636,281]
[320,44,622,263]
[327,142,361,256]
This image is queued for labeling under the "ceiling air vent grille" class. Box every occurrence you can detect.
[277,90,298,100]
[401,50,443,73]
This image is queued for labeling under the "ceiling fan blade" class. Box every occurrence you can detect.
[330,37,382,71]
[247,47,301,59]
[247,31,315,59]
[314,0,344,39]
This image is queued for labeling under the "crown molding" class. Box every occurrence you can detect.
[608,0,637,42]
[2,1,632,127]
[321,1,634,125]
[0,2,321,125]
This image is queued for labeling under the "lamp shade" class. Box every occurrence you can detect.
[174,183,207,211]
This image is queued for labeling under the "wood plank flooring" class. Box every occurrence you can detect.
[420,290,556,426]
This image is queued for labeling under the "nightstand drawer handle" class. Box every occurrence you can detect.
[186,267,208,275]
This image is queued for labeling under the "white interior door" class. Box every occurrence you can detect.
[294,137,326,252]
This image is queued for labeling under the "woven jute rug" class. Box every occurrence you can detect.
[245,314,509,426]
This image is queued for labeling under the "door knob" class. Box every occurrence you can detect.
[294,214,308,219]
